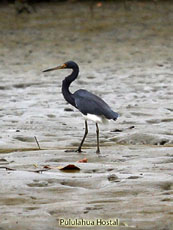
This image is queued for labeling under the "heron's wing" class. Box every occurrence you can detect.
[73,89,118,120]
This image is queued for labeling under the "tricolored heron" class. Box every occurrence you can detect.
[43,61,118,154]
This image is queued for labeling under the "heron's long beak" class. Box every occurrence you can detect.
[43,64,66,72]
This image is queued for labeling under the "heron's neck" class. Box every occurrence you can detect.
[62,66,79,107]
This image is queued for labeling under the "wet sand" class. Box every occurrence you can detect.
[0,1,173,229]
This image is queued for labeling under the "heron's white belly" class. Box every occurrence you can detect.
[82,114,108,124]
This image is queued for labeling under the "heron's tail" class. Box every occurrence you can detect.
[112,111,119,121]
[104,109,119,121]
[108,110,119,121]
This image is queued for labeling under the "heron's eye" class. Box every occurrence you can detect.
[63,64,67,68]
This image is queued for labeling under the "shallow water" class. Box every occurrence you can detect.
[0,1,173,229]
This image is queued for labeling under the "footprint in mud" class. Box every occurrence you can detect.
[130,112,151,117]
[158,182,173,191]
[14,136,35,142]
[161,198,172,202]
[161,118,173,123]
[127,176,142,179]
[27,180,49,188]
[155,140,169,146]
[154,158,173,164]
[146,118,173,124]
[111,159,126,163]
[84,168,108,173]
[0,197,27,205]
[0,86,10,90]
[83,205,103,214]
[107,174,120,182]
[13,82,42,89]
[60,179,92,189]
[47,114,56,118]
[25,206,40,211]
[122,155,139,158]
[0,158,9,165]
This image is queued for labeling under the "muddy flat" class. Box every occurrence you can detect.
[0,1,173,229]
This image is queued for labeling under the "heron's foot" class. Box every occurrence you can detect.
[96,149,100,154]
[75,148,83,153]
[64,148,83,153]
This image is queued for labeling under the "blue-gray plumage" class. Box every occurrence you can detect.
[43,61,118,154]
[74,89,118,120]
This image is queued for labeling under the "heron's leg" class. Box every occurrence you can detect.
[76,120,88,152]
[96,123,100,154]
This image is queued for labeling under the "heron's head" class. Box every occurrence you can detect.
[43,61,78,72]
